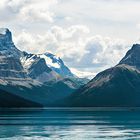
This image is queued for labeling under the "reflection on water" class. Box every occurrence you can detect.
[0,108,140,139]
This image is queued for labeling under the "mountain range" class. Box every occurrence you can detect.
[1,28,140,107]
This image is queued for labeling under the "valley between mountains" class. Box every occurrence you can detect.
[0,28,140,107]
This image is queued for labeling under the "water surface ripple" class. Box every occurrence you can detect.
[0,108,140,140]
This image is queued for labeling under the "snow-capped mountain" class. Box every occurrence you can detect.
[21,52,61,83]
[40,52,74,77]
[0,28,75,84]
[0,28,83,107]
[21,51,75,83]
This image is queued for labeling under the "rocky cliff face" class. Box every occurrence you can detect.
[0,28,30,84]
[0,55,27,79]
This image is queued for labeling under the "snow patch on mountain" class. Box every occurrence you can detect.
[20,54,37,70]
[20,52,61,83]
[21,51,75,80]
[39,54,60,69]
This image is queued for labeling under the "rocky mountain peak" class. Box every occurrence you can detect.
[0,28,21,58]
[119,44,140,70]
[0,28,14,49]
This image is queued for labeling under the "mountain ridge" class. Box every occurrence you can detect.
[64,44,140,107]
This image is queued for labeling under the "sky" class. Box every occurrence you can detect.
[1,0,140,78]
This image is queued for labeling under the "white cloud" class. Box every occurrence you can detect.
[136,23,140,29]
[0,0,57,23]
[1,0,140,41]
[19,0,57,22]
[14,31,39,53]
[14,25,130,75]
[0,0,138,77]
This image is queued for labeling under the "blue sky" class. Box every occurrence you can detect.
[1,0,140,77]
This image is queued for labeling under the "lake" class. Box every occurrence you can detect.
[0,108,140,139]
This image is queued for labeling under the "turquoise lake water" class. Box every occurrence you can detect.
[0,108,140,140]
